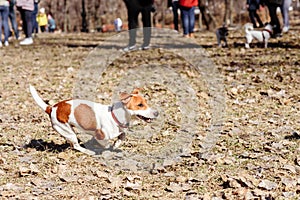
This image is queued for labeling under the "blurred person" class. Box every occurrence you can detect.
[168,0,180,31]
[261,0,283,37]
[32,0,40,35]
[8,0,19,40]
[123,0,154,51]
[179,0,198,38]
[246,0,264,28]
[37,7,47,32]
[280,0,291,33]
[17,0,34,45]
[47,13,56,33]
[0,0,9,47]
[114,17,123,32]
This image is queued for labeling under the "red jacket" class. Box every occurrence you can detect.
[179,0,198,8]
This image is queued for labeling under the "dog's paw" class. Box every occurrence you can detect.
[74,144,96,155]
[112,139,122,149]
[79,148,96,155]
[85,149,96,156]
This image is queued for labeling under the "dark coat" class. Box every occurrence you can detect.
[247,0,260,10]
[260,0,283,6]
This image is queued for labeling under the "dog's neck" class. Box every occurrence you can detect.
[110,102,131,128]
[263,29,273,36]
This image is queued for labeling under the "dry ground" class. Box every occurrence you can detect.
[0,24,299,199]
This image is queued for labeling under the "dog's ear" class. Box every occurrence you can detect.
[119,92,132,104]
[131,88,143,95]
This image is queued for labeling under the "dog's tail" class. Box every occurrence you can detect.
[29,85,52,115]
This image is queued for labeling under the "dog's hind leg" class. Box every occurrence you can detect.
[224,38,228,47]
[52,124,96,155]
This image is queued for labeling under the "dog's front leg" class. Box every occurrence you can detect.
[264,41,268,48]
[94,129,110,149]
[113,132,126,149]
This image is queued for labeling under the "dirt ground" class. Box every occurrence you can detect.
[0,22,300,199]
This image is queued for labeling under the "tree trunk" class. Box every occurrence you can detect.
[63,0,68,32]
[223,0,233,25]
[81,0,88,32]
[198,0,217,30]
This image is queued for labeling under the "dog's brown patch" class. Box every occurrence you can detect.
[95,129,105,140]
[54,100,71,123]
[74,104,97,131]
[126,95,148,111]
[45,106,52,115]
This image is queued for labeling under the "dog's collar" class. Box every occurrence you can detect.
[110,105,129,129]
[263,29,273,36]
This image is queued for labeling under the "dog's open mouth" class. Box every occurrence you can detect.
[137,115,153,123]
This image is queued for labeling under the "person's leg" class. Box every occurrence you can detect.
[0,7,3,43]
[172,1,179,31]
[180,7,189,36]
[19,9,28,37]
[125,1,139,47]
[2,6,9,43]
[24,10,33,38]
[281,0,291,29]
[32,3,38,33]
[249,10,257,27]
[268,3,281,34]
[141,5,152,47]
[9,7,19,39]
[189,7,195,36]
[188,6,195,36]
[254,10,263,27]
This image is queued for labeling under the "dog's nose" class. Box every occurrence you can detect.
[153,111,159,117]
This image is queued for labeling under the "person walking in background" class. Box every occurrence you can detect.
[123,0,154,51]
[17,0,34,45]
[280,0,291,33]
[246,0,264,28]
[262,0,283,37]
[179,0,198,38]
[114,17,123,32]
[0,0,10,47]
[168,0,180,31]
[37,7,47,32]
[8,0,19,40]
[47,12,56,33]
[32,0,39,36]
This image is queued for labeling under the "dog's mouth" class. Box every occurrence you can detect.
[137,115,154,123]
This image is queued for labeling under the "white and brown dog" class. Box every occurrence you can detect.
[244,23,273,48]
[29,85,159,155]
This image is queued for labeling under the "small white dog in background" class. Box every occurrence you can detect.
[244,23,273,48]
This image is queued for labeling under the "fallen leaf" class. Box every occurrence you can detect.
[258,179,277,190]
[125,181,140,190]
[282,164,296,174]
[281,177,297,188]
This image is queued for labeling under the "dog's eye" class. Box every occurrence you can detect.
[138,103,144,107]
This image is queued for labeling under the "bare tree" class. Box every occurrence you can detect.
[223,0,234,25]
[199,0,217,30]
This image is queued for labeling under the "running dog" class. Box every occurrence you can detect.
[244,23,273,48]
[29,85,159,155]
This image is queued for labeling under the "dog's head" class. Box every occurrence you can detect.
[217,27,229,36]
[264,23,273,33]
[244,23,254,31]
[119,88,159,122]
